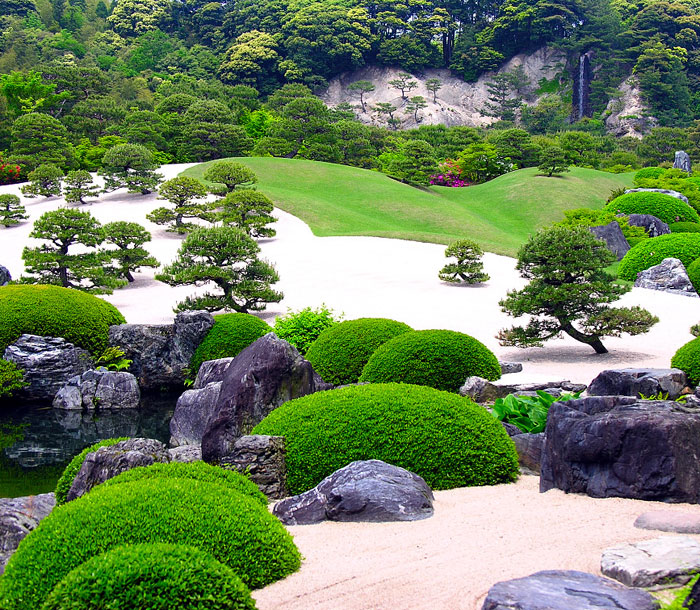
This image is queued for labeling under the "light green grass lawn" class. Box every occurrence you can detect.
[182,158,634,257]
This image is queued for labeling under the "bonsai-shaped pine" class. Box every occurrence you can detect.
[537,146,570,177]
[388,73,418,100]
[0,194,28,227]
[498,226,658,354]
[103,221,159,282]
[20,164,63,198]
[147,176,212,233]
[203,161,257,195]
[218,189,276,238]
[100,143,163,194]
[156,226,282,313]
[21,208,125,294]
[425,78,442,103]
[64,170,100,204]
[438,239,490,284]
[347,80,375,113]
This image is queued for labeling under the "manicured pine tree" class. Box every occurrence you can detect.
[103,221,159,282]
[218,189,277,238]
[20,164,63,198]
[64,170,100,204]
[147,176,212,233]
[0,194,28,227]
[438,239,490,284]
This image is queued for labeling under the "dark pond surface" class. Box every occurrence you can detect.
[0,393,177,498]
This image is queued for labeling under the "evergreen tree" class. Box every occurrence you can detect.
[100,143,162,194]
[218,189,277,238]
[203,161,258,193]
[405,96,427,122]
[538,146,570,177]
[425,78,443,102]
[10,114,75,171]
[388,73,418,99]
[21,164,64,198]
[347,80,375,113]
[438,240,490,284]
[0,194,28,227]
[147,176,212,233]
[103,221,159,282]
[64,170,100,204]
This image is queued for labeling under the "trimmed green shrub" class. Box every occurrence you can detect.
[687,258,700,293]
[102,462,267,507]
[41,543,257,610]
[618,233,700,281]
[0,478,300,609]
[0,359,27,399]
[670,222,700,233]
[604,192,700,225]
[272,305,341,355]
[359,329,501,391]
[253,383,519,494]
[671,337,700,386]
[189,313,271,378]
[305,318,413,385]
[633,167,666,184]
[0,285,125,356]
[54,438,128,505]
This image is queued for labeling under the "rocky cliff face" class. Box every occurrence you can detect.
[604,76,658,139]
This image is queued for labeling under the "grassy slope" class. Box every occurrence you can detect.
[182,158,634,257]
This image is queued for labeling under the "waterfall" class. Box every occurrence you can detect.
[578,54,586,121]
[572,51,592,122]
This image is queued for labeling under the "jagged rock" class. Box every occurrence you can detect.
[66,438,170,502]
[601,536,700,588]
[459,376,585,403]
[634,258,698,297]
[604,76,657,139]
[193,357,235,389]
[674,151,692,173]
[167,445,201,463]
[481,570,658,610]
[626,214,670,237]
[52,368,140,410]
[273,460,434,525]
[3,334,93,401]
[0,265,10,286]
[540,397,700,502]
[635,510,700,534]
[512,433,544,474]
[589,221,630,261]
[109,311,214,390]
[587,368,688,400]
[502,422,523,437]
[169,382,222,447]
[499,361,523,374]
[220,435,287,499]
[201,334,329,462]
[625,188,690,205]
[0,493,55,574]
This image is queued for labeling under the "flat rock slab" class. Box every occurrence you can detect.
[635,510,700,534]
[601,535,700,587]
[481,570,657,610]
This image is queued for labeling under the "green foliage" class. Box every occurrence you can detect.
[0,284,125,356]
[492,390,580,434]
[63,170,100,204]
[656,575,699,610]
[0,478,300,609]
[670,222,700,233]
[272,305,341,355]
[605,192,700,225]
[102,461,267,506]
[203,161,258,194]
[439,239,490,284]
[41,543,258,610]
[20,163,63,198]
[218,190,276,238]
[384,140,437,186]
[360,329,501,391]
[0,359,27,399]
[55,437,128,505]
[95,346,132,372]
[100,143,162,195]
[305,318,413,385]
[0,194,27,227]
[537,146,570,177]
[634,167,667,184]
[189,312,271,378]
[672,337,700,386]
[103,221,159,282]
[10,113,75,171]
[556,208,647,242]
[618,234,700,281]
[253,383,519,494]
[688,258,700,293]
[156,227,282,314]
[457,142,513,184]
[149,176,212,233]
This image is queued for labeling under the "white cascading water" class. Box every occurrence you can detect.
[578,53,586,120]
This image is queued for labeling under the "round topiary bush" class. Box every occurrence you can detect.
[670,222,700,233]
[604,192,700,225]
[0,285,125,356]
[102,461,267,507]
[305,318,413,385]
[0,478,300,609]
[55,437,128,505]
[41,543,257,610]
[359,329,501,391]
[633,167,666,183]
[687,258,700,293]
[189,313,271,378]
[618,233,700,281]
[671,337,700,386]
[252,383,519,494]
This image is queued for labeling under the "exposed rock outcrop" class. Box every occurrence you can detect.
[53,368,140,410]
[604,76,657,138]
[587,368,688,400]
[220,435,287,499]
[626,214,670,237]
[459,377,585,403]
[589,221,629,261]
[634,258,698,298]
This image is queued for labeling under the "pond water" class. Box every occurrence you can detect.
[0,394,177,498]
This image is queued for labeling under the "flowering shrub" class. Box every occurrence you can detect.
[0,157,22,185]
[429,159,469,187]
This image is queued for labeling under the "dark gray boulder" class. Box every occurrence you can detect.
[626,214,670,237]
[3,334,93,401]
[66,438,170,502]
[460,377,585,403]
[512,433,544,474]
[193,357,235,389]
[674,151,692,173]
[625,187,690,205]
[169,382,222,447]
[0,265,10,286]
[587,367,688,400]
[220,435,287,499]
[499,361,523,374]
[201,333,329,462]
[273,460,434,525]
[109,311,214,390]
[167,445,201,463]
[0,493,55,574]
[635,258,698,297]
[589,221,630,261]
[53,368,140,410]
[540,397,700,501]
[481,570,658,610]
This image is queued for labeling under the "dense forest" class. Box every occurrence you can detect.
[2,0,700,182]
